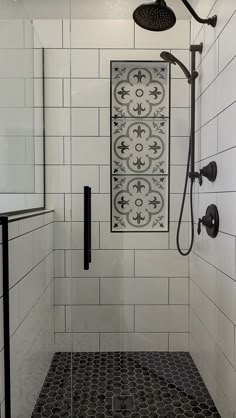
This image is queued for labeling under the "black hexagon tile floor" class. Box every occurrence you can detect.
[32,352,220,417]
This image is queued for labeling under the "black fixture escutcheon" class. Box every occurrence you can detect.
[199,161,217,186]
[197,204,219,238]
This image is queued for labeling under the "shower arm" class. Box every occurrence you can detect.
[181,0,217,28]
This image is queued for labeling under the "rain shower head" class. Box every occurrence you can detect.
[133,0,176,32]
[160,51,191,80]
[133,0,217,32]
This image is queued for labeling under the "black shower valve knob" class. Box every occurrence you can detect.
[197,215,213,235]
[197,204,219,238]
[198,172,203,186]
[197,219,201,235]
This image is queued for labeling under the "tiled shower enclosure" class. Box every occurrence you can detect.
[2,0,236,416]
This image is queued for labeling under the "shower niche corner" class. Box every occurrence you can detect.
[110,60,170,232]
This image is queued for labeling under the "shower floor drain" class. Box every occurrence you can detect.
[112,395,135,411]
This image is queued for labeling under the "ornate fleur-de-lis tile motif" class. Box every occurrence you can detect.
[112,62,169,118]
[112,117,169,175]
[111,61,170,232]
[112,175,168,231]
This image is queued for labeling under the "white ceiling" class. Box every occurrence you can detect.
[19,0,191,20]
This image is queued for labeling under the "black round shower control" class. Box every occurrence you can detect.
[197,204,219,238]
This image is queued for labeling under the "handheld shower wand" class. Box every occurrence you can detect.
[160,51,198,83]
[161,48,217,256]
[161,47,202,256]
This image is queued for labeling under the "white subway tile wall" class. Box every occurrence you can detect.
[34,18,190,354]
[190,2,236,417]
[0,213,54,416]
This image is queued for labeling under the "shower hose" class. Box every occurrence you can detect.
[176,135,195,256]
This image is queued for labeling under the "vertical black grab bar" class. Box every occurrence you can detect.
[84,186,92,270]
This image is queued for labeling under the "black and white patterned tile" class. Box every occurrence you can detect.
[112,118,169,176]
[112,175,168,231]
[111,62,169,119]
[32,352,220,418]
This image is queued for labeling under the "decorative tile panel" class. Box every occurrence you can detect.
[112,175,168,231]
[111,61,170,232]
[112,62,169,118]
[112,117,169,175]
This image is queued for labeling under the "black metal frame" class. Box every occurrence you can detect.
[42,47,46,211]
[0,216,11,418]
[110,60,171,233]
[0,47,46,218]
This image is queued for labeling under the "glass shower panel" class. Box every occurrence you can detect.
[0,0,44,214]
[0,1,47,417]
